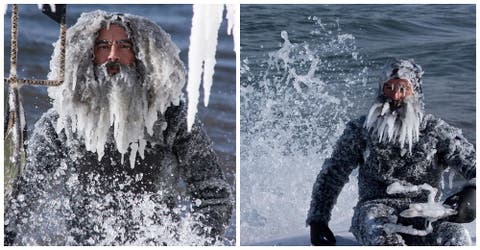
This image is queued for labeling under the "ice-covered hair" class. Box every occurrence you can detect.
[48,10,186,131]
[366,59,425,152]
[378,59,424,97]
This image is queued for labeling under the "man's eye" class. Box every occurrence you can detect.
[119,44,132,49]
[97,45,110,50]
[390,85,395,91]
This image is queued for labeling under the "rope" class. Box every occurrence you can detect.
[4,77,63,86]
[5,4,66,87]
[4,4,66,207]
[10,4,18,78]
[59,22,66,82]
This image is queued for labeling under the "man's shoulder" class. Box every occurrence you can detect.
[421,113,467,139]
[163,100,187,130]
[346,115,367,130]
[422,113,452,131]
[164,100,186,120]
[32,108,59,133]
[26,108,64,150]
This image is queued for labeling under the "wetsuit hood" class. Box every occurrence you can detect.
[378,58,424,98]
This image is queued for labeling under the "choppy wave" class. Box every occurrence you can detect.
[240,17,371,244]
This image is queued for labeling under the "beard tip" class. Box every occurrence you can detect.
[366,97,423,150]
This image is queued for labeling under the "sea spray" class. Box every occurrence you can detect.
[240,17,370,243]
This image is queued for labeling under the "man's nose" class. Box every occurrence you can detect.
[391,89,403,101]
[108,43,120,62]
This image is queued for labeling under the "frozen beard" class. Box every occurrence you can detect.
[60,62,149,168]
[48,10,187,169]
[364,96,423,152]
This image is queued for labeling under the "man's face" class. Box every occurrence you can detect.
[94,24,135,75]
[383,78,414,109]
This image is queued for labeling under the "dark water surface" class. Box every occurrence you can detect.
[241,4,475,142]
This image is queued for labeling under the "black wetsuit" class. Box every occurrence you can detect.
[307,114,475,245]
[5,102,232,245]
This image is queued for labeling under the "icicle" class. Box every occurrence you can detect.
[226,4,239,54]
[380,102,389,116]
[129,142,139,169]
[186,4,238,132]
[37,4,56,13]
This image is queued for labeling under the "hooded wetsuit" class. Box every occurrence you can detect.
[307,59,475,246]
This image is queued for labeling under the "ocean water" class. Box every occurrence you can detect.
[240,4,475,245]
[3,4,236,244]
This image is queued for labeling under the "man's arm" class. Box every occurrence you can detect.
[171,104,233,240]
[434,118,476,223]
[307,117,365,226]
[435,118,476,181]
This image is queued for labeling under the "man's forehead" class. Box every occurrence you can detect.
[384,78,412,86]
[96,24,130,40]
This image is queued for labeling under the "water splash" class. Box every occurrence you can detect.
[7,176,221,246]
[240,17,370,244]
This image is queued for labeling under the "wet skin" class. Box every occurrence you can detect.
[383,78,414,109]
[94,24,135,75]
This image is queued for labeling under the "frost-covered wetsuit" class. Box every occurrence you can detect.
[5,10,232,246]
[4,102,232,245]
[307,114,475,245]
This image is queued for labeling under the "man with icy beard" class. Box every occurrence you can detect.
[364,78,423,154]
[4,11,232,246]
[307,59,475,246]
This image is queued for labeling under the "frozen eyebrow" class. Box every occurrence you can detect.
[95,39,110,45]
[94,39,133,47]
[117,39,133,45]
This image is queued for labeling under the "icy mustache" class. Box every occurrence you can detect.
[105,61,121,73]
[95,61,138,83]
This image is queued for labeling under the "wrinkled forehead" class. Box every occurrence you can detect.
[96,24,129,40]
[383,78,412,87]
[93,20,139,57]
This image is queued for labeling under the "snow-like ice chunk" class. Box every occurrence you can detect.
[387,181,456,220]
[384,223,430,236]
[385,181,457,236]
[400,202,456,219]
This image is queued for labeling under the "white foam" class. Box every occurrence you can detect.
[241,17,368,243]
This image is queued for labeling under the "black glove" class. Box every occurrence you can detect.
[443,185,475,223]
[310,221,336,246]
